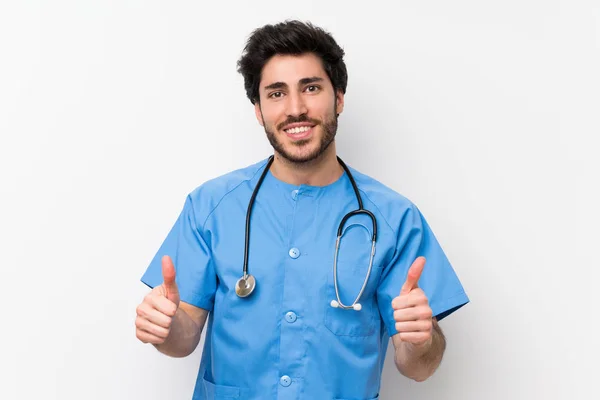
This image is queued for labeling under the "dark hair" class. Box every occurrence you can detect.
[237,20,348,104]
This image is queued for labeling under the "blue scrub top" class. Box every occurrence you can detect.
[141,158,469,400]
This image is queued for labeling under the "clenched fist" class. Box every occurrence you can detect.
[392,256,433,347]
[135,255,180,345]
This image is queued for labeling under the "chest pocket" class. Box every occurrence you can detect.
[323,222,381,337]
[201,370,249,399]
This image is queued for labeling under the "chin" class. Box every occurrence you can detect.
[280,144,327,164]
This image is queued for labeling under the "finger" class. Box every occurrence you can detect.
[136,303,173,328]
[399,331,431,345]
[136,328,165,345]
[150,295,178,317]
[391,289,429,309]
[393,306,433,322]
[400,256,426,295]
[161,255,179,302]
[162,255,176,285]
[394,320,432,334]
[135,317,170,339]
[391,295,409,310]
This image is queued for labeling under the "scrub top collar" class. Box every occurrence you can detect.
[264,166,349,198]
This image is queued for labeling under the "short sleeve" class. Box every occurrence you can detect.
[377,205,469,337]
[140,194,217,311]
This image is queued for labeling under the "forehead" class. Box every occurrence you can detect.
[260,53,329,87]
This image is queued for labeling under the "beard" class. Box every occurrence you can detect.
[262,107,338,164]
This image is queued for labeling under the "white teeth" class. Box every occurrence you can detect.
[286,126,311,134]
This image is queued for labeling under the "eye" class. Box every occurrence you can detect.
[305,85,320,93]
[268,91,284,99]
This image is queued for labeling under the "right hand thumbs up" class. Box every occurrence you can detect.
[161,255,180,306]
[135,255,180,345]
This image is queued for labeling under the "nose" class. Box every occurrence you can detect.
[285,91,308,117]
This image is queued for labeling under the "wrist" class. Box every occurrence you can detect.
[398,334,434,357]
[412,336,434,354]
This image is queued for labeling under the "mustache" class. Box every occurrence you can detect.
[277,115,321,130]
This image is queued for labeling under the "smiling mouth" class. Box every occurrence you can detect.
[284,125,314,134]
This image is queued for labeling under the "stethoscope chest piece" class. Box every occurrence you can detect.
[235,274,256,297]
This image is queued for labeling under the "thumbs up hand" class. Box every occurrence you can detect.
[391,257,433,347]
[135,255,180,345]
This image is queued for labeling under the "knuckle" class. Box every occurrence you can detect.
[135,330,146,343]
[136,304,143,315]
[146,292,160,303]
[166,305,177,317]
[416,307,431,320]
[412,290,426,302]
[137,304,149,318]
[392,298,404,310]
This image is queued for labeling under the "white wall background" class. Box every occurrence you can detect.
[1,1,599,399]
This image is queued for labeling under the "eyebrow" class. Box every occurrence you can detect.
[263,76,324,91]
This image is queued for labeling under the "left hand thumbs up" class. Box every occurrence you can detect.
[392,256,433,346]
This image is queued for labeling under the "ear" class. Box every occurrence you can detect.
[254,102,264,126]
[335,89,345,116]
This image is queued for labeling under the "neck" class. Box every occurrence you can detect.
[270,144,343,186]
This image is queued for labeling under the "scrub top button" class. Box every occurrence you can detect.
[285,311,297,323]
[291,189,299,200]
[280,375,292,387]
[288,248,300,259]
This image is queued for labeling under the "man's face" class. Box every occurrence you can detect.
[254,53,344,164]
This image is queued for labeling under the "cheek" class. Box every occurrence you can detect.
[261,108,283,128]
[312,100,336,119]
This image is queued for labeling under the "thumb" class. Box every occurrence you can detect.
[161,255,179,304]
[400,256,426,295]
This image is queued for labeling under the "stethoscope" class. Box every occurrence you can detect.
[235,155,378,311]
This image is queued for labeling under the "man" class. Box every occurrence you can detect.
[136,20,469,399]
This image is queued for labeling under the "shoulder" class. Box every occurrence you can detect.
[185,158,270,225]
[346,165,421,235]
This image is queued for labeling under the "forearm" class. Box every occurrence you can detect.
[154,307,203,358]
[394,319,446,382]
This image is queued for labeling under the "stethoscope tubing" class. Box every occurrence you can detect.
[242,156,275,279]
